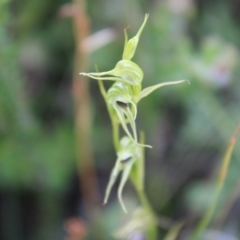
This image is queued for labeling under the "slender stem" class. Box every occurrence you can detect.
[97,79,120,151]
[136,187,157,240]
[71,0,100,219]
[130,132,157,240]
[137,188,154,215]
[215,177,240,229]
[112,120,120,151]
[191,125,240,240]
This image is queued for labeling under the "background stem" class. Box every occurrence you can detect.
[191,125,240,240]
[71,0,100,219]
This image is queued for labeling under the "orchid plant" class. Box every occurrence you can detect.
[80,13,188,238]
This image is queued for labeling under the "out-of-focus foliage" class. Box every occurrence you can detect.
[0,0,75,191]
[1,0,240,239]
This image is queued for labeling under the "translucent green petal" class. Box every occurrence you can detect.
[113,60,143,85]
[129,100,137,120]
[122,14,149,60]
[103,156,122,205]
[137,80,189,102]
[104,136,142,211]
[114,105,152,148]
[125,107,138,141]
[80,73,124,83]
[114,105,136,144]
[118,159,135,213]
[107,82,138,144]
[107,82,131,103]
[80,60,143,86]
[119,136,142,158]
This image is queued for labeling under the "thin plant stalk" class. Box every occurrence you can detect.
[130,132,158,240]
[191,124,240,240]
[71,0,100,218]
[97,78,120,151]
[214,177,240,229]
[163,222,184,240]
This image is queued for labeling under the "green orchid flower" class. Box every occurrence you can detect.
[79,13,190,216]
[106,82,152,148]
[80,14,149,85]
[104,136,142,213]
[80,59,143,86]
[100,80,188,149]
[107,82,137,142]
[122,14,149,60]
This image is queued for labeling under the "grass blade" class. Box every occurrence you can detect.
[191,124,240,240]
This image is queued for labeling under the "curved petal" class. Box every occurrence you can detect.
[80,60,143,86]
[137,80,189,102]
[118,159,135,213]
[103,156,122,205]
[113,105,136,144]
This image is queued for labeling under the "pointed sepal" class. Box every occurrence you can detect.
[80,60,143,86]
[137,80,189,102]
[122,14,149,60]
[103,156,122,205]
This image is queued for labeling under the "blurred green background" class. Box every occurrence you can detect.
[1,0,240,239]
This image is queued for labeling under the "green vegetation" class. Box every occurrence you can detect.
[1,0,240,239]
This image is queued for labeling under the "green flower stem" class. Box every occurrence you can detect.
[137,188,154,215]
[136,187,158,240]
[130,132,157,240]
[97,79,120,151]
[112,120,120,151]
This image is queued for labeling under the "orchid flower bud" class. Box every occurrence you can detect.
[122,14,149,60]
[80,59,143,86]
[104,136,142,213]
